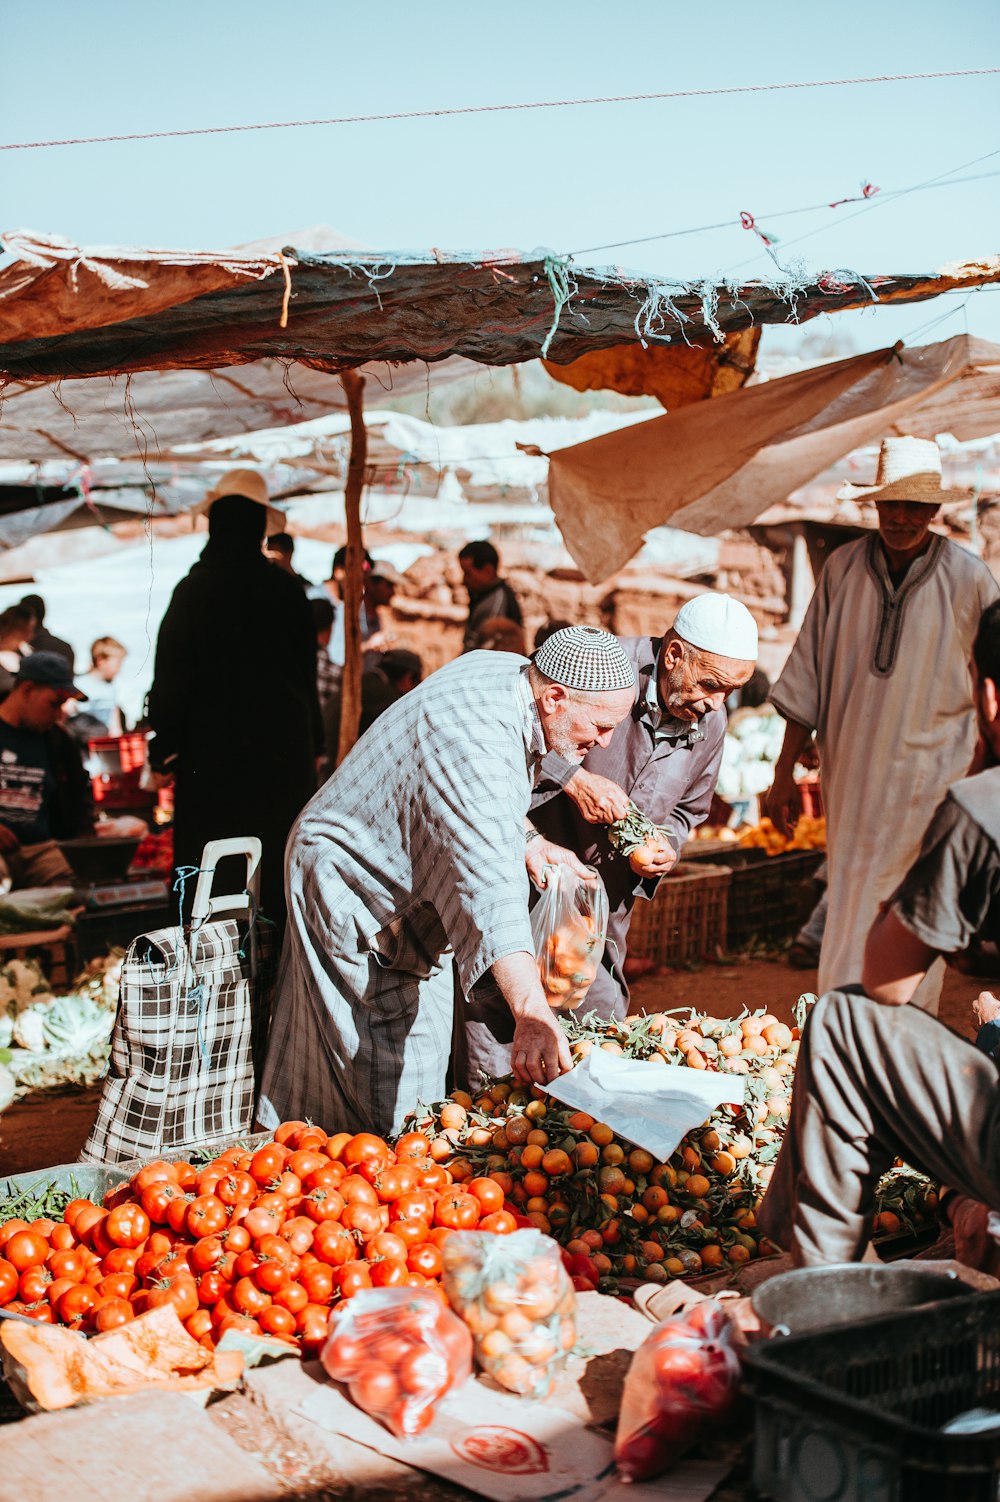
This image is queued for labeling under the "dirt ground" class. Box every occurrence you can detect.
[626,953,982,1041]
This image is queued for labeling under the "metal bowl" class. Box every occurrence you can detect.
[751,1262,964,1336]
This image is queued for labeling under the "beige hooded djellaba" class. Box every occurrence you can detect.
[770,531,998,1006]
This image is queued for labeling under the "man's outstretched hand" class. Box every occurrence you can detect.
[564,769,631,825]
[974,990,1000,1027]
[491,951,574,1088]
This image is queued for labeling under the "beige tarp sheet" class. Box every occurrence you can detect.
[548,334,1000,582]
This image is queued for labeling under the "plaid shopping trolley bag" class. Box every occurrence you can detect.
[83,837,276,1165]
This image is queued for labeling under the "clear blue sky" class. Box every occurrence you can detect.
[3,0,999,352]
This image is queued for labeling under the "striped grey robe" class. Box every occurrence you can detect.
[258,652,542,1136]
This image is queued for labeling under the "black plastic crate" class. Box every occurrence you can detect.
[744,1291,1000,1502]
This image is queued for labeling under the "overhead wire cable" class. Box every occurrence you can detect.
[567,166,1000,260]
[722,147,1000,275]
[1,67,998,151]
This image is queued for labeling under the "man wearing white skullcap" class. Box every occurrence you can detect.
[766,435,999,1009]
[459,596,758,1082]
[260,629,636,1136]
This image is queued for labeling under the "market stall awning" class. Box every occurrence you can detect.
[0,355,477,465]
[547,333,1000,581]
[2,231,998,381]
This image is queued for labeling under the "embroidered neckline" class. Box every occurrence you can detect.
[864,532,946,676]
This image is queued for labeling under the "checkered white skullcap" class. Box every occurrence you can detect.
[534,626,636,692]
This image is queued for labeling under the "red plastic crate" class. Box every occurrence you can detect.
[798,776,823,819]
[88,733,153,810]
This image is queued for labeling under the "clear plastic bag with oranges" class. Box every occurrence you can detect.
[441,1228,576,1398]
[320,1287,473,1439]
[531,866,608,1011]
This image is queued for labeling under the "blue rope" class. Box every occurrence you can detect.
[173,864,212,1060]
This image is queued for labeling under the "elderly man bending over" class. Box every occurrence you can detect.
[460,593,758,1085]
[758,599,1000,1266]
[259,627,637,1137]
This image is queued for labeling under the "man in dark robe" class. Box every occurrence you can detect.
[148,483,320,929]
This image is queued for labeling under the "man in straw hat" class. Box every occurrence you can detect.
[766,436,998,1007]
[259,626,638,1136]
[459,593,758,1084]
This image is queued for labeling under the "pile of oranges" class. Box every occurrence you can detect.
[738,815,826,855]
[404,1005,937,1286]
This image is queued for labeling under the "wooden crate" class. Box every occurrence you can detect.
[723,849,825,950]
[627,863,731,967]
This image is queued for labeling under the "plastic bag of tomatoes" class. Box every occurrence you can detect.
[441,1228,575,1399]
[321,1287,472,1439]
[614,1301,741,1483]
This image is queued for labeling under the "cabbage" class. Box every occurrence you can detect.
[0,1011,12,1049]
[12,1002,49,1052]
[40,994,115,1055]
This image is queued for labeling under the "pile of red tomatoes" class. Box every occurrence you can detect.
[0,1123,520,1352]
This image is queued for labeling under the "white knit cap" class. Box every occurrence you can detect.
[534,626,636,692]
[673,593,759,662]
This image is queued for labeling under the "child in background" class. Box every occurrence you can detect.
[73,637,127,736]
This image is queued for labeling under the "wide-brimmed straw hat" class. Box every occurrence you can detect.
[837,436,951,507]
[193,467,285,535]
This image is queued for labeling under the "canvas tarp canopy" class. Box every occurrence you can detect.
[0,455,346,549]
[0,355,478,465]
[2,231,998,381]
[547,334,1000,581]
[167,407,659,501]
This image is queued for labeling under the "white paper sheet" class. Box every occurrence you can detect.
[545,1050,745,1161]
[295,1376,727,1502]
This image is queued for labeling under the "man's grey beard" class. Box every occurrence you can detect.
[547,731,586,761]
[545,705,587,761]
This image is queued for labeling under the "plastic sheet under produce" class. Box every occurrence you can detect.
[546,1050,745,1161]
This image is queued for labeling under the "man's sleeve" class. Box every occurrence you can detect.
[768,566,831,731]
[289,585,323,753]
[891,794,1000,955]
[420,731,535,995]
[530,751,578,809]
[146,591,192,770]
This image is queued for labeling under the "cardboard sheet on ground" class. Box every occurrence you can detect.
[545,1050,744,1161]
[295,1376,726,1502]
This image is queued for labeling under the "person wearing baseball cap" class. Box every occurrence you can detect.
[259,626,637,1138]
[0,653,95,890]
[765,435,999,1008]
[459,596,759,1085]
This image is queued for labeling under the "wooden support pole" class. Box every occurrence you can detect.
[336,370,368,766]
